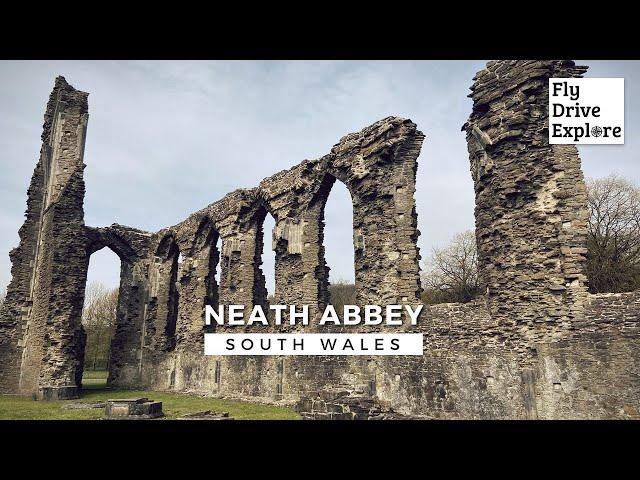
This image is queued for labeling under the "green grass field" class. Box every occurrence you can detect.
[0,371,301,420]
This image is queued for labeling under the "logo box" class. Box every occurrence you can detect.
[549,78,624,145]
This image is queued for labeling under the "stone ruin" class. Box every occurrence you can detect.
[104,397,164,419]
[0,60,639,419]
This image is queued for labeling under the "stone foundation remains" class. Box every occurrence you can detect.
[0,61,638,418]
[104,397,164,419]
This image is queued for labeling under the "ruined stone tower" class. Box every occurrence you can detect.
[464,60,590,335]
[0,77,89,399]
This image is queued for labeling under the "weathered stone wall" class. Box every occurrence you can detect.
[375,291,640,419]
[106,117,424,402]
[1,62,639,418]
[464,60,590,339]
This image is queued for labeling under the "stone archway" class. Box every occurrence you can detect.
[85,225,153,389]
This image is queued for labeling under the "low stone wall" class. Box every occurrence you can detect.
[108,293,639,419]
[375,292,640,419]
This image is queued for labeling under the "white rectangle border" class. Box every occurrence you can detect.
[204,333,424,356]
[548,77,624,145]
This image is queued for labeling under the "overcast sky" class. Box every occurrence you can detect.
[1,60,638,295]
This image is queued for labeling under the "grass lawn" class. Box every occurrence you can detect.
[0,371,301,420]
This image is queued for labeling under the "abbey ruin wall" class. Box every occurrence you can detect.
[0,61,638,418]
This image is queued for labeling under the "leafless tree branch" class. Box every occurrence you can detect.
[421,230,480,304]
[587,175,640,293]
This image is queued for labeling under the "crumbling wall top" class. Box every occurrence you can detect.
[42,76,89,143]
[468,60,588,111]
[331,116,421,159]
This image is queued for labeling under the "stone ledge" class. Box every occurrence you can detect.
[104,398,164,419]
[38,386,79,401]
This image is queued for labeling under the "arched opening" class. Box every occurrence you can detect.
[322,176,356,314]
[249,204,276,316]
[261,212,277,302]
[194,217,221,334]
[204,243,219,308]
[214,235,222,301]
[81,247,121,390]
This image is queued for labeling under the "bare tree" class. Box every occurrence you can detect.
[0,287,5,307]
[82,282,119,371]
[586,175,640,293]
[421,230,480,304]
[329,279,356,317]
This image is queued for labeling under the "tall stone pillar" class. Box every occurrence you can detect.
[218,228,262,318]
[464,60,590,330]
[0,77,90,399]
[213,190,269,326]
[330,117,424,309]
[174,219,220,352]
[145,235,180,353]
[301,188,333,323]
[108,258,150,388]
[257,159,336,329]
